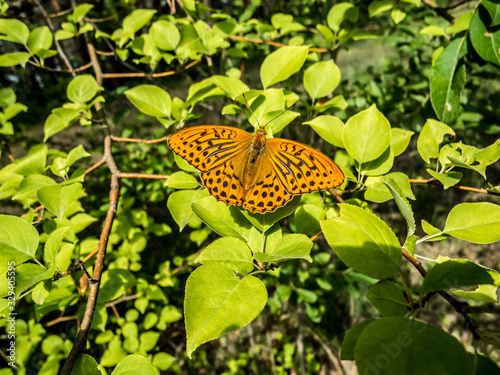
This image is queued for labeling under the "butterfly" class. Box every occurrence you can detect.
[168,125,345,214]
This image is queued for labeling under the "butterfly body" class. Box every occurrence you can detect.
[168,125,344,214]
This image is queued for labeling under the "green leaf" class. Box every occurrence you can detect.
[358,147,394,176]
[381,178,415,238]
[365,172,414,203]
[28,26,53,54]
[470,6,500,67]
[340,319,375,360]
[445,13,473,35]
[192,196,252,241]
[294,204,325,236]
[43,107,80,141]
[390,128,413,157]
[430,36,468,123]
[12,174,56,202]
[254,233,313,263]
[321,204,401,279]
[0,52,31,67]
[327,3,358,32]
[483,0,500,27]
[426,169,462,189]
[241,195,301,232]
[123,9,156,32]
[391,9,406,24]
[453,283,499,302]
[44,227,71,265]
[185,264,267,357]
[0,144,47,177]
[15,263,54,297]
[209,76,249,101]
[313,95,348,112]
[165,171,199,189]
[37,183,83,219]
[125,84,171,118]
[355,318,474,375]
[260,46,309,89]
[167,189,208,231]
[304,115,344,148]
[366,280,407,317]
[368,0,393,17]
[61,145,91,170]
[0,18,30,44]
[417,119,455,163]
[176,24,207,60]
[73,4,94,23]
[150,20,180,51]
[100,269,137,302]
[343,104,391,163]
[67,75,99,103]
[422,259,496,293]
[443,202,500,244]
[111,354,155,375]
[421,219,449,241]
[0,215,39,264]
[72,353,101,375]
[304,60,341,100]
[55,29,75,41]
[420,25,446,36]
[196,237,254,273]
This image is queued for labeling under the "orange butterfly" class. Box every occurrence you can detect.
[168,125,345,214]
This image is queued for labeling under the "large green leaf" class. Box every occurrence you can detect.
[260,46,308,89]
[185,264,267,357]
[192,196,253,241]
[0,18,30,44]
[0,215,39,264]
[125,84,171,118]
[470,6,500,67]
[196,237,255,273]
[443,202,500,243]
[321,204,401,279]
[303,60,341,100]
[430,36,468,123]
[355,318,474,375]
[343,104,391,164]
[37,183,83,219]
[422,258,496,294]
[111,354,155,375]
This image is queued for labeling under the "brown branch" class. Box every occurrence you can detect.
[111,136,169,144]
[86,158,106,174]
[42,62,93,73]
[409,178,500,197]
[95,50,115,56]
[117,172,170,180]
[32,0,75,77]
[44,315,79,328]
[228,35,328,53]
[60,136,119,375]
[102,59,201,79]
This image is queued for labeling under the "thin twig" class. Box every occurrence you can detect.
[111,136,169,144]
[229,35,328,53]
[117,173,170,180]
[409,178,500,197]
[44,315,79,328]
[102,59,201,79]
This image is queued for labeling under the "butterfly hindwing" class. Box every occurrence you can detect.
[266,138,345,194]
[242,160,294,213]
[167,125,252,172]
[200,151,247,208]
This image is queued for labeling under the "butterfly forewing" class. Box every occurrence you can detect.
[167,125,252,172]
[266,138,345,194]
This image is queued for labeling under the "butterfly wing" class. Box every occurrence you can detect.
[242,156,295,213]
[266,138,345,194]
[167,125,252,172]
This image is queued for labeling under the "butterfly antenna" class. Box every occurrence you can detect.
[242,93,261,128]
[263,102,296,128]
